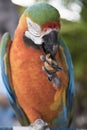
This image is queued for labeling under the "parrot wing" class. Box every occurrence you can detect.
[58,37,75,126]
[0,33,30,125]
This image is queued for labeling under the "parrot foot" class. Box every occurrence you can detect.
[28,119,50,130]
[40,54,61,88]
[42,66,61,88]
[40,54,63,72]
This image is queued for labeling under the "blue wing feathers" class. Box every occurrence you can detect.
[0,33,16,102]
[0,33,29,125]
[58,37,75,114]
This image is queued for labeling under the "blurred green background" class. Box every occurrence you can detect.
[0,0,87,128]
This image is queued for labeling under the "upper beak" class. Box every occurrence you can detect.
[42,30,58,58]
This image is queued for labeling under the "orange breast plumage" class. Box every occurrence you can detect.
[10,26,68,126]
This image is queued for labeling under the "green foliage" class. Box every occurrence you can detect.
[61,20,87,82]
[81,4,87,22]
[61,19,87,111]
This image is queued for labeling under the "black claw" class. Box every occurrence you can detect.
[43,125,49,130]
[48,75,52,81]
[51,63,63,71]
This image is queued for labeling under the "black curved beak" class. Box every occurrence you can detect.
[42,30,58,58]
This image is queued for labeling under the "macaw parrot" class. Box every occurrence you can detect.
[0,2,75,129]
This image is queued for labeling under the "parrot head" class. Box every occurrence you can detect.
[18,2,61,58]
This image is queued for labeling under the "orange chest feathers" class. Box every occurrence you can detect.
[10,40,69,123]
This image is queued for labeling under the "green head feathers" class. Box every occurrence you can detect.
[24,2,60,27]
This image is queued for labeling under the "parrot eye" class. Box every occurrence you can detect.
[26,17,41,37]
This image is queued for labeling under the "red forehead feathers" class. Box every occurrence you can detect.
[42,21,61,31]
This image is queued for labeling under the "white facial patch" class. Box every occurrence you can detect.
[25,17,43,45]
[26,17,41,36]
[25,17,58,45]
